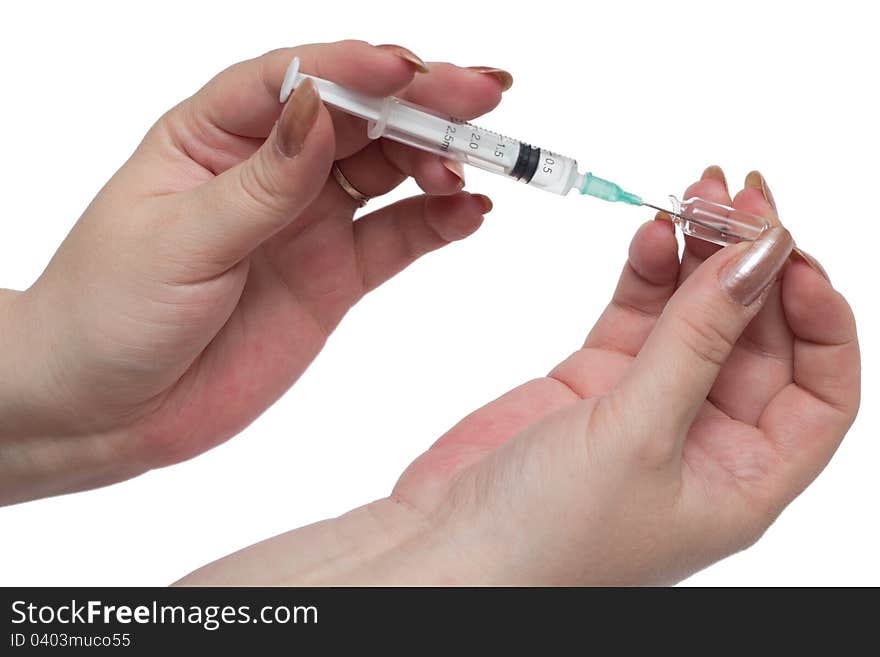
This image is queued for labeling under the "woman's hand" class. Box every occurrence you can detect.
[179,168,859,586]
[0,41,507,504]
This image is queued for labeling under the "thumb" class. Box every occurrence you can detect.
[612,226,794,451]
[174,78,334,271]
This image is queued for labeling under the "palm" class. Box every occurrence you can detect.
[139,211,366,462]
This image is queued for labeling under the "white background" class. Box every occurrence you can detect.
[0,0,877,585]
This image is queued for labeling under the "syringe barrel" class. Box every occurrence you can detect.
[282,59,580,195]
[367,96,580,195]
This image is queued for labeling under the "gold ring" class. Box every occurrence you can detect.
[331,163,370,207]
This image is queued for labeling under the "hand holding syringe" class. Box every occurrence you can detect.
[281,57,770,247]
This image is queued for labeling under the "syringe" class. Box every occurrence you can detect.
[281,58,771,247]
[280,57,640,203]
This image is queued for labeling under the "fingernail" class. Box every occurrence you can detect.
[377,44,429,73]
[276,78,320,158]
[701,165,729,195]
[654,211,673,223]
[441,159,466,188]
[473,194,493,214]
[467,66,514,92]
[791,246,831,283]
[720,226,793,305]
[745,170,776,210]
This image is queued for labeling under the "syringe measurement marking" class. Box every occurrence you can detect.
[439,121,517,162]
[439,124,456,152]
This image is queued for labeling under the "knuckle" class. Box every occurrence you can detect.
[257,50,287,96]
[237,155,284,216]
[404,197,442,259]
[261,46,290,60]
[674,308,737,368]
[339,38,370,48]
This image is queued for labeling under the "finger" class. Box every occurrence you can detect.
[783,264,859,413]
[400,62,509,119]
[165,79,335,273]
[611,225,794,456]
[332,141,465,201]
[380,144,466,195]
[677,166,734,282]
[760,261,859,500]
[354,191,490,292]
[581,218,680,356]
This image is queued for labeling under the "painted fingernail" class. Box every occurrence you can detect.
[745,170,777,210]
[276,77,320,158]
[701,165,729,194]
[791,246,831,283]
[473,194,493,214]
[442,159,466,188]
[377,45,429,73]
[467,66,514,92]
[720,226,793,305]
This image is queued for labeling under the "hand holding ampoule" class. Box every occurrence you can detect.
[179,167,858,586]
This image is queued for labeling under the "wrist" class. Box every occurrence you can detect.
[0,288,139,505]
[0,288,49,437]
[337,497,492,585]
[175,496,492,586]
